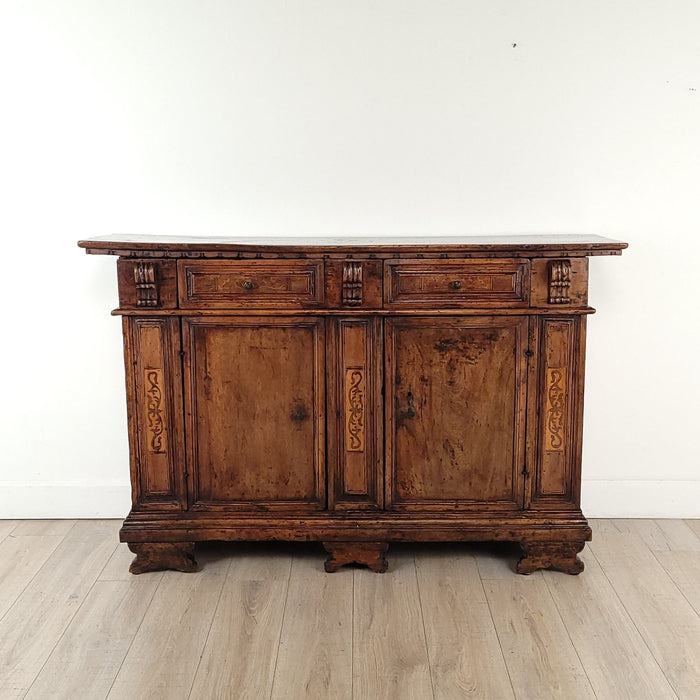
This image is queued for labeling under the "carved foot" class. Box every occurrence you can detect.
[517,540,586,575]
[128,542,198,574]
[323,542,389,573]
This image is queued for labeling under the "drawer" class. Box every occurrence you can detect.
[178,260,325,309]
[384,258,529,307]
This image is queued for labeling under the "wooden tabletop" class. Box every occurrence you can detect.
[78,234,627,256]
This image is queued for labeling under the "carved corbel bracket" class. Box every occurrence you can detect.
[134,262,159,307]
[548,259,571,304]
[342,261,363,306]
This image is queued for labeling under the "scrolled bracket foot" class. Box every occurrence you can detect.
[128,542,198,574]
[323,541,389,573]
[517,540,586,575]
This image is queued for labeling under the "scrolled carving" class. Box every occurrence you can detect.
[342,261,363,306]
[545,368,566,452]
[548,259,571,304]
[145,369,167,454]
[134,262,159,307]
[345,368,365,452]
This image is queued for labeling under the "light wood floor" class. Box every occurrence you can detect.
[0,520,699,699]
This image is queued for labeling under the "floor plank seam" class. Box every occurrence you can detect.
[20,540,121,699]
[649,549,700,620]
[655,519,700,551]
[104,570,166,699]
[412,550,436,700]
[0,521,19,545]
[0,533,64,627]
[267,553,294,700]
[351,568,355,700]
[477,555,518,700]
[17,532,121,699]
[586,542,682,700]
[94,539,122,583]
[186,554,235,700]
[541,570,600,700]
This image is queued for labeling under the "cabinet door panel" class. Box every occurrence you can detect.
[386,317,527,511]
[183,317,325,510]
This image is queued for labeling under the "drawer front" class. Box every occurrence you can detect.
[178,259,325,309]
[384,259,529,307]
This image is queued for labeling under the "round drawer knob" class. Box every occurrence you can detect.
[450,280,462,290]
[242,280,255,290]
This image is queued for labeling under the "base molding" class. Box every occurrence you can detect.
[119,510,592,575]
[119,510,592,544]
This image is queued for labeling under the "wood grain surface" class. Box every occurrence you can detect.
[1,520,698,700]
[82,237,625,577]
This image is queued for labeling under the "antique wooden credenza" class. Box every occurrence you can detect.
[79,235,626,575]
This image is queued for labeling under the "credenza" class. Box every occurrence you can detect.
[79,235,626,575]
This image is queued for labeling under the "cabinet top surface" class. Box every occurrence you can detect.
[78,234,627,257]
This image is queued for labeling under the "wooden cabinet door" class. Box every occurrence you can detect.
[385,317,528,511]
[183,316,325,511]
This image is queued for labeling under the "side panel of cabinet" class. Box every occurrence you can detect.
[527,316,585,509]
[327,317,383,510]
[385,316,528,511]
[122,317,186,509]
[183,316,325,511]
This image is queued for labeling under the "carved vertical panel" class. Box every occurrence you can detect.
[548,260,571,304]
[123,317,185,508]
[328,318,382,509]
[545,368,567,452]
[342,261,363,306]
[531,317,581,508]
[134,262,159,307]
[345,368,365,452]
[144,368,167,454]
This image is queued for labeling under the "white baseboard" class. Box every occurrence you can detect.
[582,480,700,518]
[1,480,699,519]
[0,482,131,519]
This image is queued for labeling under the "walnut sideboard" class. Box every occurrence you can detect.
[79,235,626,575]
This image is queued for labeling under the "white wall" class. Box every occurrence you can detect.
[1,1,698,518]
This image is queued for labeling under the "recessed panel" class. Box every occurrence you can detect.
[386,317,527,510]
[184,317,325,510]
